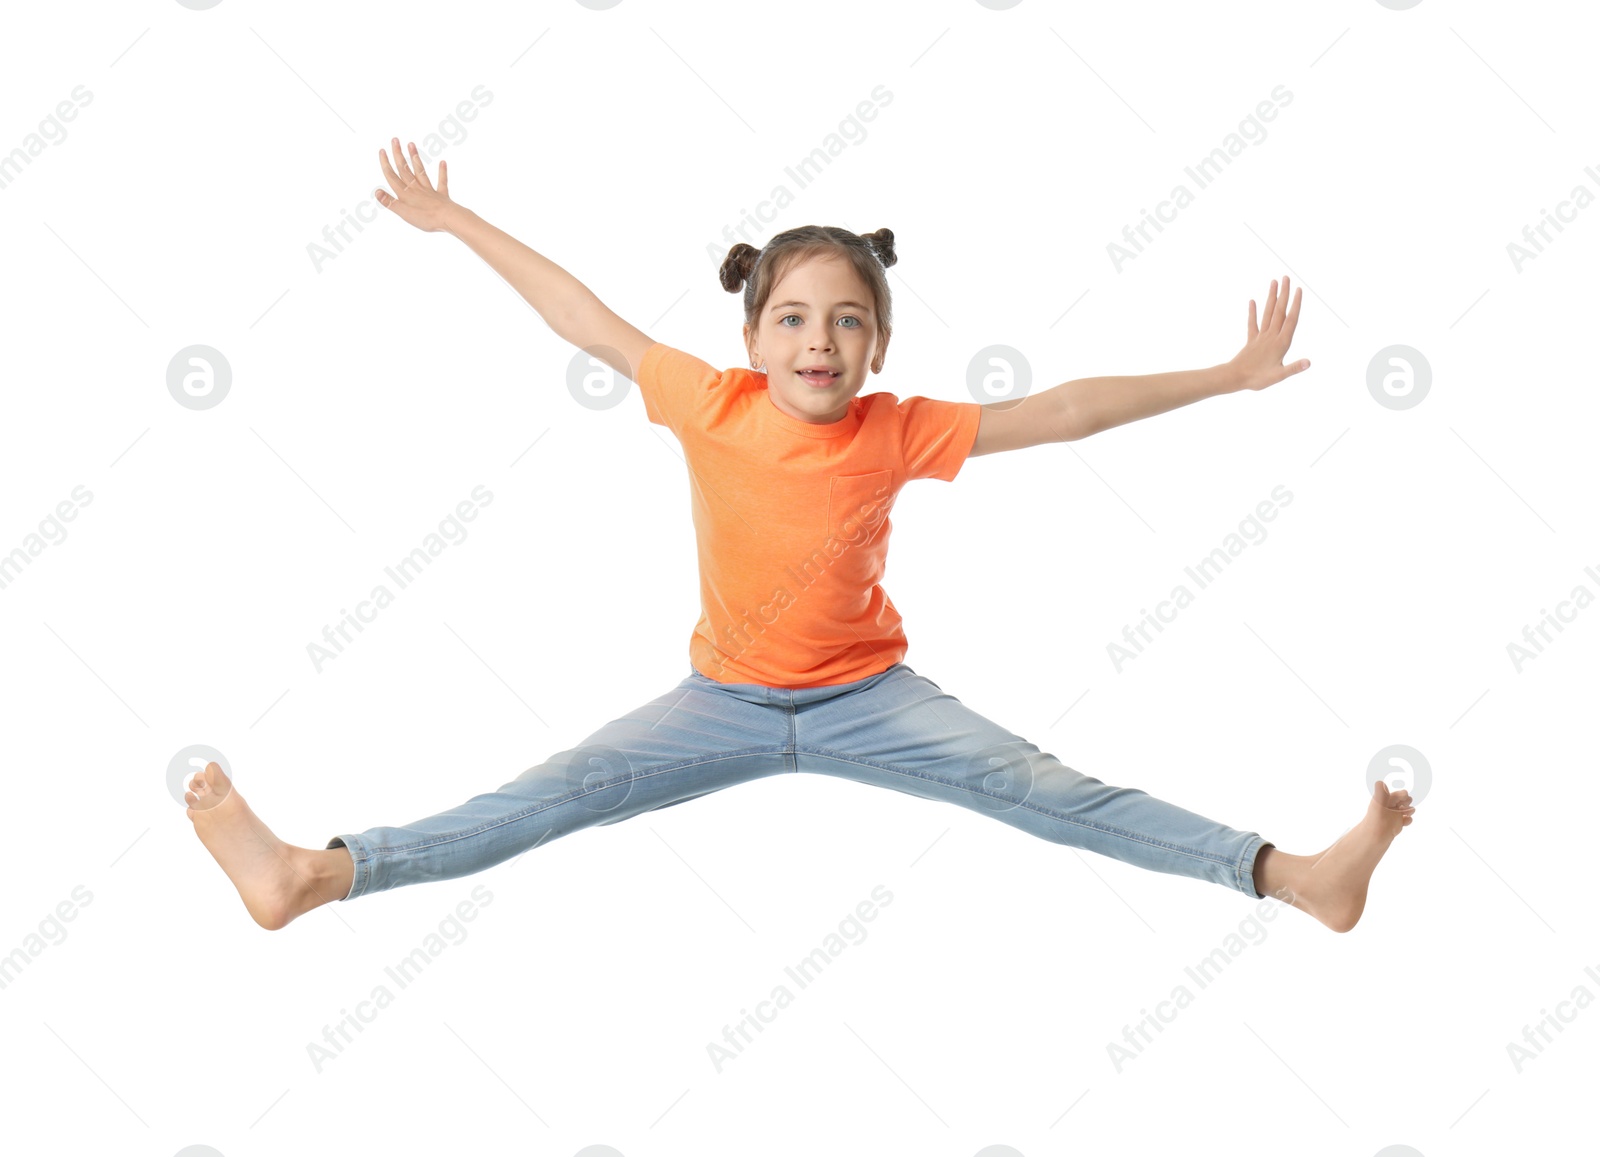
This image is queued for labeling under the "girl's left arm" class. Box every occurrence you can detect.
[968,276,1308,457]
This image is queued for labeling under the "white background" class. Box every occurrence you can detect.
[1,1,1595,1154]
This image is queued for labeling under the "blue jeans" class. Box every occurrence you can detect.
[327,663,1273,901]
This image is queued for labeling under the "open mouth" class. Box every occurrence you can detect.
[798,370,841,387]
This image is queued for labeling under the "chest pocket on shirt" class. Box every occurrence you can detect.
[827,470,894,547]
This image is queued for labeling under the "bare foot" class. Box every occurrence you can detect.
[1256,781,1416,933]
[185,762,351,930]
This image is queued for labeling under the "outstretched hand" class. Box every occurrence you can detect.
[1227,275,1310,392]
[374,137,454,233]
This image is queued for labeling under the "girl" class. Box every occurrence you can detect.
[188,138,1415,934]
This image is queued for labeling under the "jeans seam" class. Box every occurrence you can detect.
[356,748,791,856]
[334,834,371,900]
[793,745,1240,870]
[1240,837,1272,898]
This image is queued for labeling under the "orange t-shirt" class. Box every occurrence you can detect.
[637,342,982,688]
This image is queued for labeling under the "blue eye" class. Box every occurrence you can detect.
[779,314,862,328]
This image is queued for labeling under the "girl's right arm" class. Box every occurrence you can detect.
[374,137,656,382]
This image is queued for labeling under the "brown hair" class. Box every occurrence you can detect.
[719,225,897,373]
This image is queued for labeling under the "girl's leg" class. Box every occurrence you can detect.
[789,663,1273,896]
[786,663,1414,931]
[189,667,791,928]
[328,670,793,899]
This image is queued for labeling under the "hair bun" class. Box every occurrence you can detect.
[862,227,896,269]
[719,243,760,293]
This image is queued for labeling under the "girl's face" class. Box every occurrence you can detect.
[744,254,886,425]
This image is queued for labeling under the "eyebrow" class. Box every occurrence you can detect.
[768,300,872,313]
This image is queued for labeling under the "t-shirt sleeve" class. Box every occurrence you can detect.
[898,395,984,482]
[636,342,722,436]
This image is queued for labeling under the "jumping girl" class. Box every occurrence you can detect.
[188,138,1415,933]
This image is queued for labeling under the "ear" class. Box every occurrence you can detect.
[871,331,890,374]
[743,323,761,370]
